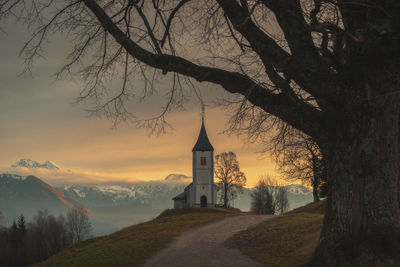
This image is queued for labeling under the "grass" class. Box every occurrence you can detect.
[229,200,326,267]
[34,209,234,267]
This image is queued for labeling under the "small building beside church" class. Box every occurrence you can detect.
[173,118,216,208]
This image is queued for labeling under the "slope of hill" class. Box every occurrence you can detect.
[229,200,326,267]
[34,202,324,267]
[34,209,234,267]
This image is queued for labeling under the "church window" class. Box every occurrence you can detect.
[200,157,206,165]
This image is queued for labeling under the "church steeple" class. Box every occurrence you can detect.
[192,104,214,152]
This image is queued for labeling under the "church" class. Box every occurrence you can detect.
[172,117,216,208]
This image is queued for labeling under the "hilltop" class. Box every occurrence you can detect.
[33,201,326,267]
[34,209,234,267]
[229,200,326,267]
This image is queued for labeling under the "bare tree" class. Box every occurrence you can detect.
[1,1,400,265]
[273,129,327,202]
[0,210,73,266]
[251,175,289,214]
[66,207,92,243]
[30,210,54,261]
[215,152,246,207]
[251,177,275,214]
[276,186,290,214]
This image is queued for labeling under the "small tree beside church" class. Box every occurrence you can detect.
[215,152,246,207]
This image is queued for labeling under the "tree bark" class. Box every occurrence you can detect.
[312,157,321,203]
[312,185,320,203]
[223,182,228,207]
[311,98,400,266]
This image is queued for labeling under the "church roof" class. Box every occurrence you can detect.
[192,119,214,152]
[172,191,187,200]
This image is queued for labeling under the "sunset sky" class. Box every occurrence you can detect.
[0,21,280,187]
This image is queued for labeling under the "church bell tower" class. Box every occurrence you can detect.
[191,106,214,207]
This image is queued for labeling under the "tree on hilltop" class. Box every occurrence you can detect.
[1,1,400,265]
[215,152,246,207]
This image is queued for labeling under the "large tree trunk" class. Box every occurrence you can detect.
[310,99,400,266]
[312,185,320,203]
[312,157,320,203]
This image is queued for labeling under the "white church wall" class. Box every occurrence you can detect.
[193,150,214,205]
[195,151,213,168]
[196,169,212,184]
[195,185,213,204]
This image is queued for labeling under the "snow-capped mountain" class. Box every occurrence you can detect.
[164,173,191,182]
[285,184,314,209]
[11,158,60,170]
[57,183,186,208]
[286,184,313,195]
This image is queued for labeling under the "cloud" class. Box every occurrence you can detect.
[0,163,195,187]
[0,166,126,186]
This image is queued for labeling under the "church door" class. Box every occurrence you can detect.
[200,195,207,208]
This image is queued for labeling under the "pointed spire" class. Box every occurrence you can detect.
[201,102,205,124]
[192,104,214,152]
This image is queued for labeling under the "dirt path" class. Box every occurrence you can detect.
[142,214,275,267]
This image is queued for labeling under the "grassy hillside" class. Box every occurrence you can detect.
[34,209,234,267]
[229,200,326,267]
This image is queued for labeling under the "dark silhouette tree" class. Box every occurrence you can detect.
[251,177,275,214]
[1,1,400,265]
[215,152,247,207]
[251,175,289,214]
[276,186,290,214]
[17,214,27,237]
[17,214,27,266]
[0,210,74,266]
[28,210,73,264]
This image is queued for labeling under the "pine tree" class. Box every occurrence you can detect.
[17,214,26,236]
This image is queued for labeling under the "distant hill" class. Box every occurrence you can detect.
[0,174,78,222]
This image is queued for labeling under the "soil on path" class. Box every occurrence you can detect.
[142,214,275,267]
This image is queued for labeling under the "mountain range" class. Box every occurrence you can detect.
[1,159,314,235]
